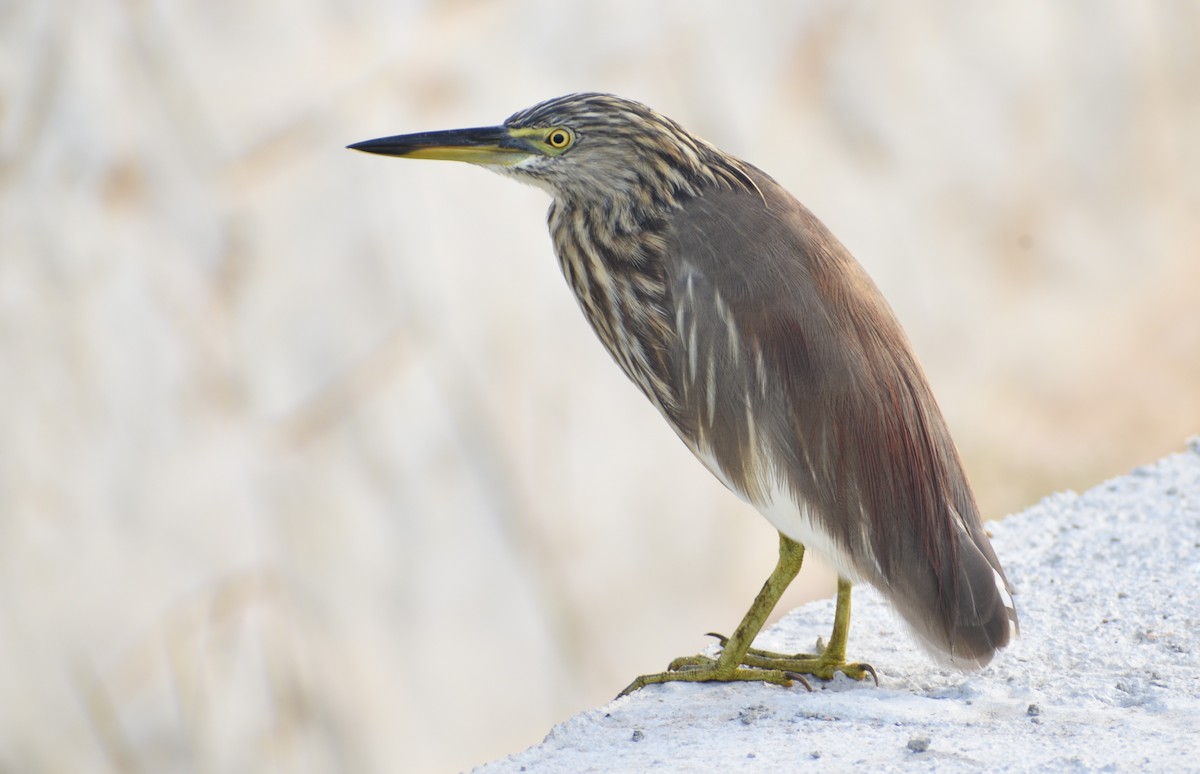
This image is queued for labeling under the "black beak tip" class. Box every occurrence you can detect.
[347,136,404,155]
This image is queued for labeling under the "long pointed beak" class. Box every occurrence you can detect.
[347,126,536,166]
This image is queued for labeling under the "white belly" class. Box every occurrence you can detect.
[692,446,869,584]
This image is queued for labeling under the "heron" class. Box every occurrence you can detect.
[349,93,1017,695]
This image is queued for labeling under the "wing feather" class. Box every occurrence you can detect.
[662,166,1016,666]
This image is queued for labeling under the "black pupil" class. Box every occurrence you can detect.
[551,131,566,146]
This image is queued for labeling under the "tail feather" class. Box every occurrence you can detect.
[888,521,1018,669]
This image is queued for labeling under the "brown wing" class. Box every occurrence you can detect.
[662,165,1016,667]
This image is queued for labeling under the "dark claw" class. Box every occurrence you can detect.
[784,671,814,692]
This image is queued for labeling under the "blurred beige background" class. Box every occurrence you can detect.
[3,1,1197,772]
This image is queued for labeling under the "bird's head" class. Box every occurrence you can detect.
[349,93,744,206]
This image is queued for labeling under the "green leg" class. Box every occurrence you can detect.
[619,538,876,697]
[619,533,809,696]
[822,577,855,663]
[718,577,877,683]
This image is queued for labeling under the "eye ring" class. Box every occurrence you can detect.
[546,128,573,149]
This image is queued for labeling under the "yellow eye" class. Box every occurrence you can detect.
[545,128,573,149]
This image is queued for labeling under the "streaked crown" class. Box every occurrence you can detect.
[499,93,757,205]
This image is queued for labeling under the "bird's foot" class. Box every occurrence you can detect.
[704,632,879,685]
[617,654,812,698]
